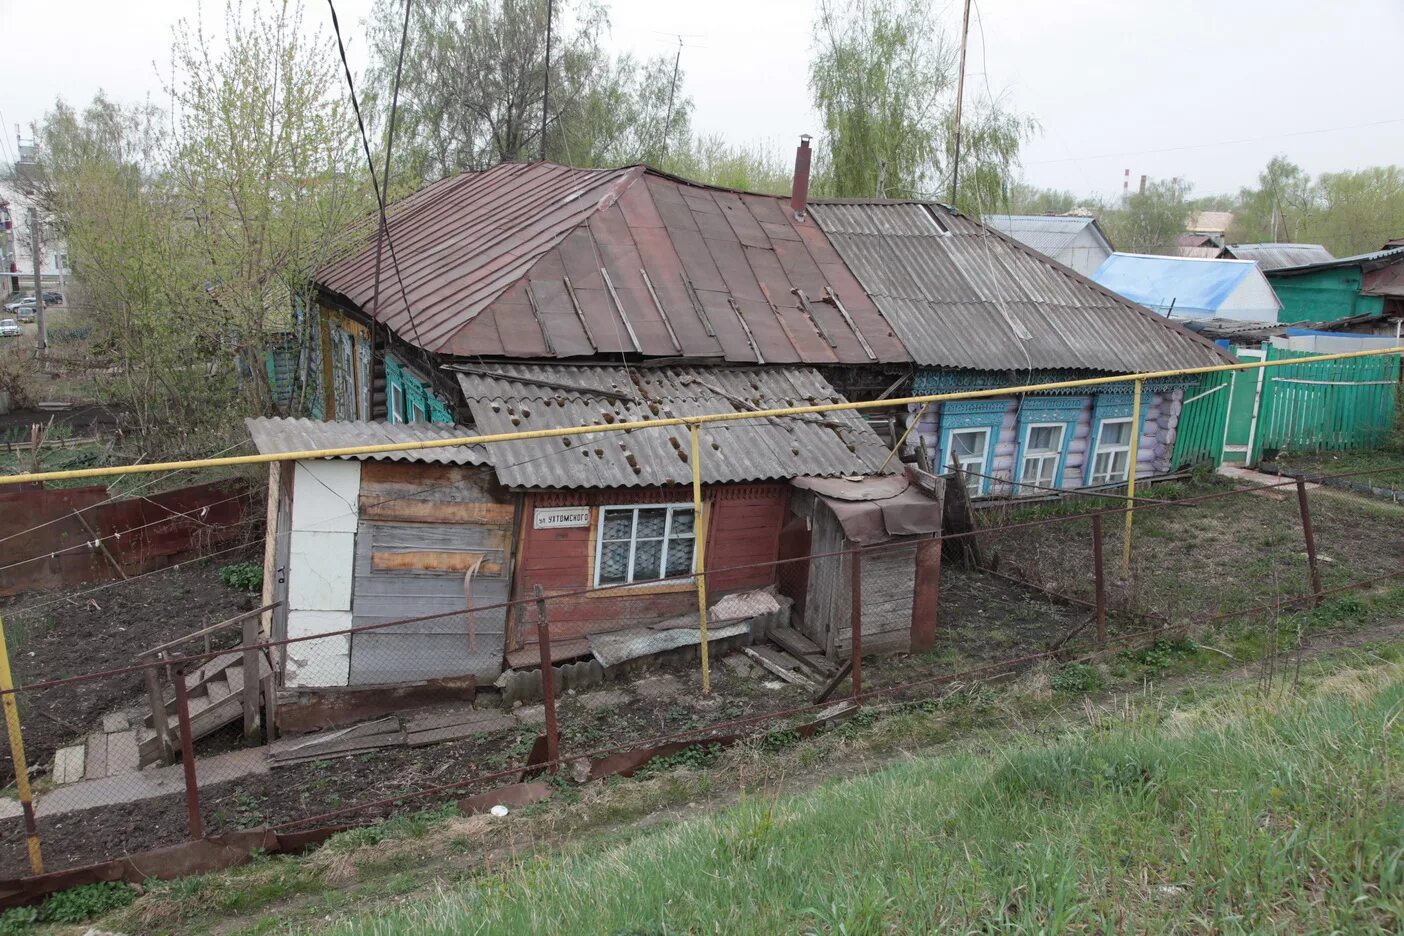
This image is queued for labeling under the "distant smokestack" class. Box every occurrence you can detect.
[1139,174,1147,195]
[1123,169,1129,193]
[791,135,812,220]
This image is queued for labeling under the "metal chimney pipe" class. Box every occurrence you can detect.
[791,135,812,220]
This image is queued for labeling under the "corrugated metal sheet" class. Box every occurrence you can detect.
[315,162,906,366]
[810,202,1229,373]
[455,364,891,489]
[1267,244,1404,277]
[245,417,489,465]
[984,214,1103,257]
[1227,243,1334,271]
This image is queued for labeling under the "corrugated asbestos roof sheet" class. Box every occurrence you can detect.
[1092,253,1277,318]
[315,162,906,366]
[1266,244,1404,277]
[1227,243,1334,271]
[984,214,1102,257]
[809,202,1228,373]
[455,364,890,489]
[244,417,489,465]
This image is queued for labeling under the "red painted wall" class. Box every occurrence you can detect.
[513,483,789,646]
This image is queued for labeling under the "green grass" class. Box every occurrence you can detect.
[313,664,1404,935]
[1275,448,1404,489]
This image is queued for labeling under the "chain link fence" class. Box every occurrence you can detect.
[1,465,1402,889]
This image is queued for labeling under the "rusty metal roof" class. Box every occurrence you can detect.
[809,201,1230,373]
[316,162,906,366]
[244,417,489,465]
[455,364,891,489]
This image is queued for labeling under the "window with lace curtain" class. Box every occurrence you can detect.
[594,505,696,586]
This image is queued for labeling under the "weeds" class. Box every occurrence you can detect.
[219,561,264,591]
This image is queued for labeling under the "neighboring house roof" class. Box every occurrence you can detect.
[807,202,1228,373]
[244,417,489,465]
[1092,253,1282,319]
[1265,245,1404,297]
[1178,246,1230,259]
[454,364,890,489]
[1186,211,1234,235]
[983,214,1112,257]
[315,162,906,365]
[1226,243,1335,270]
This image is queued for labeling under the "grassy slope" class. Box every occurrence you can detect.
[316,659,1404,936]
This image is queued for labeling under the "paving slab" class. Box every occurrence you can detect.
[53,745,86,785]
[578,689,629,712]
[84,733,107,781]
[513,704,546,726]
[106,730,140,775]
[633,675,682,701]
[101,713,130,734]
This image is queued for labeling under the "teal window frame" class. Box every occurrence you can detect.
[1012,397,1084,495]
[937,400,1008,495]
[385,354,451,424]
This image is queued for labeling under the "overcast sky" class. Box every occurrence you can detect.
[1,0,1400,199]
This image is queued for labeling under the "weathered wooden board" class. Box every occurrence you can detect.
[360,499,514,525]
[371,550,502,574]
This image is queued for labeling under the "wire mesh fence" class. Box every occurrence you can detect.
[0,464,1401,884]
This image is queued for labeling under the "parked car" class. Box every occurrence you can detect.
[42,291,63,305]
[3,296,35,313]
[0,319,20,338]
[15,307,34,322]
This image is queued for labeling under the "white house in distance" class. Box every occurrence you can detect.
[984,214,1114,278]
[1091,252,1282,323]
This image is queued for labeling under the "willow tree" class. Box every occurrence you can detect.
[809,0,1032,212]
[366,0,693,180]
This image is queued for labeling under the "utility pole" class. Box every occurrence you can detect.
[948,0,972,206]
[28,206,45,354]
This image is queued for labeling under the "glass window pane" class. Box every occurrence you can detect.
[1100,420,1130,447]
[636,508,667,538]
[602,510,633,541]
[670,509,695,535]
[666,538,694,575]
[1028,425,1062,452]
[633,539,663,581]
[952,430,984,458]
[599,542,630,583]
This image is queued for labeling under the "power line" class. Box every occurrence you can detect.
[325,0,426,350]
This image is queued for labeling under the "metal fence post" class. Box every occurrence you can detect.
[1295,478,1324,606]
[910,536,941,653]
[241,615,260,744]
[850,546,863,701]
[1091,513,1107,647]
[0,616,43,874]
[533,585,559,771]
[172,663,204,839]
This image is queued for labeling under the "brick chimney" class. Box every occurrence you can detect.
[790,135,812,220]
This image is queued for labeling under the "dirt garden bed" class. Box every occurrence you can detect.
[0,568,1087,878]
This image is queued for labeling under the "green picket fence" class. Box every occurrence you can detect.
[1172,347,1400,469]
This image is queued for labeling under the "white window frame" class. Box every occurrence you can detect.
[945,427,991,496]
[1089,417,1134,486]
[408,396,427,423]
[388,382,406,424]
[593,503,697,587]
[1018,422,1066,495]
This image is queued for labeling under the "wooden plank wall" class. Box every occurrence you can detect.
[349,462,512,684]
[513,483,789,647]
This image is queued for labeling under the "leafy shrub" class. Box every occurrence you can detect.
[1121,638,1197,674]
[1050,663,1104,693]
[39,882,136,923]
[0,906,37,935]
[218,562,263,591]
